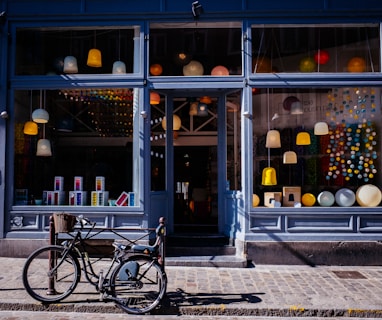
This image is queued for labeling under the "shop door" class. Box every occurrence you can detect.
[150,90,241,235]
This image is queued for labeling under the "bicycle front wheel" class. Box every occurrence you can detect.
[22,245,80,303]
[110,255,167,314]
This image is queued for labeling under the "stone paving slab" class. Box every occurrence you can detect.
[1,258,382,317]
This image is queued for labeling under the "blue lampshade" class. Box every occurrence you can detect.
[32,109,49,123]
[112,61,126,74]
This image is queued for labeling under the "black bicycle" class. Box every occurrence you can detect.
[22,214,167,315]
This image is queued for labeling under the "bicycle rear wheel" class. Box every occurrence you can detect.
[22,245,80,303]
[110,255,167,314]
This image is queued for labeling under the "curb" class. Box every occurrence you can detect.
[1,303,382,318]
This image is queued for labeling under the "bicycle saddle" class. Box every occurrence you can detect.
[131,244,158,255]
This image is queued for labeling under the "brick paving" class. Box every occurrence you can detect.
[1,257,382,318]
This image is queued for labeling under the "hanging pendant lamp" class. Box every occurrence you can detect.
[63,55,78,73]
[262,167,277,185]
[265,129,281,148]
[112,30,126,74]
[283,151,298,164]
[296,131,311,145]
[24,90,39,135]
[87,31,102,67]
[314,121,329,135]
[36,138,52,156]
[150,92,160,105]
[197,103,208,116]
[32,90,49,123]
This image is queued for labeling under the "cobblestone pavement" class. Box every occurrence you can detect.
[1,257,382,318]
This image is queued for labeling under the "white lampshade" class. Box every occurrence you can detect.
[290,100,303,114]
[314,121,329,135]
[197,103,208,116]
[112,61,126,74]
[32,109,49,123]
[265,130,281,148]
[63,56,78,73]
[283,151,297,164]
[36,139,52,156]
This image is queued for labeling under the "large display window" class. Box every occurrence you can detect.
[15,27,141,75]
[13,88,141,208]
[252,87,381,208]
[251,24,380,73]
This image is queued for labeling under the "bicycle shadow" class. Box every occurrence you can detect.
[155,288,264,314]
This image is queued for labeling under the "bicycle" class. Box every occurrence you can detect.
[22,214,167,315]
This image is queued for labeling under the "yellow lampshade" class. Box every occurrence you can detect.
[87,48,102,67]
[189,101,198,115]
[252,194,260,207]
[283,151,297,164]
[265,130,281,148]
[36,139,52,156]
[296,132,311,145]
[150,92,160,105]
[23,121,38,135]
[314,121,329,135]
[262,167,277,186]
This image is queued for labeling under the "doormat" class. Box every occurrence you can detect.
[332,270,367,279]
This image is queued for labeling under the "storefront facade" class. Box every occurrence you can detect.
[1,0,382,263]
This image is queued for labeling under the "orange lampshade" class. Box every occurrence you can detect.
[23,121,38,135]
[150,92,161,105]
[87,48,102,67]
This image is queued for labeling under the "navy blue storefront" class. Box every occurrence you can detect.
[1,0,382,264]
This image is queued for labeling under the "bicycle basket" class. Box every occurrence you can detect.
[53,213,77,233]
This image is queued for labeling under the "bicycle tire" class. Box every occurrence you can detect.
[22,245,81,303]
[110,255,167,314]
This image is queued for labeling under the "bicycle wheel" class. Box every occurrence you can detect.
[22,245,80,303]
[110,255,167,314]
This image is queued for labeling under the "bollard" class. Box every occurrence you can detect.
[47,215,57,295]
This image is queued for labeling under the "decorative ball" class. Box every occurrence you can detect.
[314,50,330,65]
[302,193,316,206]
[299,57,316,72]
[335,188,356,207]
[183,60,204,76]
[253,57,272,73]
[211,65,229,76]
[150,64,163,76]
[347,57,366,73]
[252,194,260,207]
[317,191,335,207]
[356,184,382,207]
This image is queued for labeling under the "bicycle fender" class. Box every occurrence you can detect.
[118,261,139,280]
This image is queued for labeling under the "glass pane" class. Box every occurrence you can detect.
[226,91,242,191]
[149,22,242,76]
[14,88,141,207]
[252,87,381,207]
[251,24,380,73]
[16,27,140,75]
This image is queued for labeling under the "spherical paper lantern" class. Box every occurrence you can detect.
[150,64,163,76]
[347,57,366,73]
[317,191,335,207]
[183,60,204,76]
[299,57,316,72]
[211,65,229,76]
[356,184,382,207]
[335,188,356,207]
[314,50,330,65]
[252,194,260,207]
[302,193,316,206]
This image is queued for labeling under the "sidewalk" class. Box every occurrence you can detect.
[1,257,382,317]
